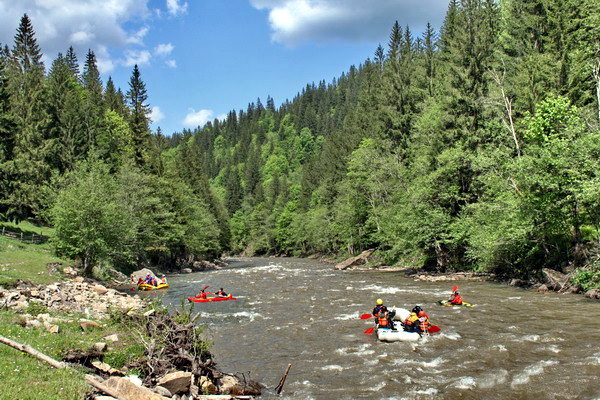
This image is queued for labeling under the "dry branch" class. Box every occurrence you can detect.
[0,334,65,369]
[275,363,292,395]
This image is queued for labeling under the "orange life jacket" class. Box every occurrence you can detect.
[419,317,430,333]
[377,315,389,327]
[451,295,463,305]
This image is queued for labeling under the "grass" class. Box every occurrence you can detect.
[0,221,67,287]
[0,308,147,400]
[0,221,147,399]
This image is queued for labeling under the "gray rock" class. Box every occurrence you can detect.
[93,342,108,352]
[181,268,192,274]
[536,284,549,293]
[585,288,600,299]
[103,377,168,400]
[157,371,192,395]
[92,284,109,295]
[153,386,173,397]
[542,268,568,291]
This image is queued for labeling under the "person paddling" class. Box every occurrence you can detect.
[216,288,228,297]
[197,287,208,299]
[449,290,463,305]
[372,299,396,330]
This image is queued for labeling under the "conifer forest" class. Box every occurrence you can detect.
[1,0,599,287]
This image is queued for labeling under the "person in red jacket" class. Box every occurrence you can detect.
[449,291,463,305]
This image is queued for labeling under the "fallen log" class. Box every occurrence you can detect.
[0,334,65,369]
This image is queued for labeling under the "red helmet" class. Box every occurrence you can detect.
[418,311,427,317]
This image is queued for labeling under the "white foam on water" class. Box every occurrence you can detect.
[360,284,414,294]
[546,344,561,353]
[478,370,509,388]
[514,334,540,342]
[508,296,522,300]
[422,357,446,368]
[451,376,476,389]
[335,347,349,355]
[202,311,268,322]
[367,381,386,391]
[582,352,600,365]
[321,365,345,371]
[334,313,361,321]
[345,286,354,290]
[391,358,412,366]
[413,388,438,395]
[510,360,559,387]
[441,332,462,340]
[364,358,379,366]
[494,344,508,352]
[347,303,364,307]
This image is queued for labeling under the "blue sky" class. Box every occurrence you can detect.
[0,0,448,135]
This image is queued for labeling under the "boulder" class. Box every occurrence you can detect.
[45,324,60,334]
[93,342,108,352]
[92,284,109,295]
[536,284,549,293]
[153,386,173,397]
[157,371,192,395]
[80,321,103,331]
[199,376,218,394]
[103,377,169,400]
[104,334,119,342]
[542,268,569,291]
[130,268,156,283]
[218,375,262,396]
[25,319,42,328]
[181,268,192,274]
[584,288,600,299]
[73,276,85,283]
[334,249,376,271]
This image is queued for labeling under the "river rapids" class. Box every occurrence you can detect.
[152,257,600,399]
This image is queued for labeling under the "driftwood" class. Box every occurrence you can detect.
[275,363,292,395]
[0,334,65,369]
[85,375,126,400]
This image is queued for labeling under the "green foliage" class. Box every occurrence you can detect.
[571,266,600,291]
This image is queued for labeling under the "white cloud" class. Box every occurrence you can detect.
[183,109,216,128]
[150,106,165,123]
[123,49,152,67]
[154,43,174,56]
[250,0,447,46]
[166,0,188,16]
[165,59,177,68]
[126,26,149,45]
[0,1,151,64]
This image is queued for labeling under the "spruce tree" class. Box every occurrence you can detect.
[5,14,50,220]
[126,65,151,166]
[81,50,104,153]
[65,46,79,79]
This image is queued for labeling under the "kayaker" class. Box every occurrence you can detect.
[216,288,228,297]
[377,311,390,329]
[449,291,463,305]
[197,287,208,299]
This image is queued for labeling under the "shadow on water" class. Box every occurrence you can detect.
[152,257,600,400]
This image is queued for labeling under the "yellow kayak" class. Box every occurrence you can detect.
[138,283,169,291]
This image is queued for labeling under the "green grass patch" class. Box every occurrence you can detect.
[0,309,146,400]
[0,221,70,286]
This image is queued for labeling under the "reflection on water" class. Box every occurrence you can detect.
[152,257,600,400]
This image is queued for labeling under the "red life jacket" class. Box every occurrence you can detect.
[451,295,463,305]
[377,315,389,327]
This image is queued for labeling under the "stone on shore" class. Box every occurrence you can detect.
[103,377,169,400]
[585,288,600,299]
[130,268,156,283]
[157,371,192,394]
[92,284,109,295]
[542,268,568,291]
[199,376,218,394]
[334,249,375,271]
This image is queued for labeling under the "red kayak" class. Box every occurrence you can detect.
[188,294,237,303]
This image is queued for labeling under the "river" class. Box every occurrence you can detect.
[153,257,600,399]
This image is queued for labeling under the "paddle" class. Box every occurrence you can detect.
[360,313,374,320]
[364,327,375,335]
[429,325,441,334]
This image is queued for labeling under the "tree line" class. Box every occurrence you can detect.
[1,0,599,288]
[0,15,226,274]
[172,0,600,284]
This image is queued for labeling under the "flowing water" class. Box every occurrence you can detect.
[152,257,600,399]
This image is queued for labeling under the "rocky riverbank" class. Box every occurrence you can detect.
[332,250,599,300]
[0,273,262,400]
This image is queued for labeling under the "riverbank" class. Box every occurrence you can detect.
[328,249,599,300]
[0,222,261,399]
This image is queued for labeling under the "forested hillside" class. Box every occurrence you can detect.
[171,0,600,282]
[0,15,228,274]
[1,0,599,287]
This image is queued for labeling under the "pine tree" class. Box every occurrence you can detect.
[5,14,50,220]
[65,46,79,79]
[126,65,151,166]
[81,50,104,153]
